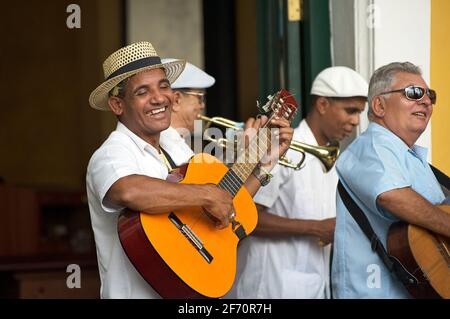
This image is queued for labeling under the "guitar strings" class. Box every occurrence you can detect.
[188,100,293,231]
[184,116,274,230]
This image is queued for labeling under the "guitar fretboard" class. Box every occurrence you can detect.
[218,124,273,197]
[216,89,297,198]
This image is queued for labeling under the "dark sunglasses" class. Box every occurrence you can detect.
[379,85,436,104]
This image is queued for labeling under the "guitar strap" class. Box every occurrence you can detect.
[430,164,450,190]
[337,164,449,287]
[159,147,177,172]
[337,181,418,286]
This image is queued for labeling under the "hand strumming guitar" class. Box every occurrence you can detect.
[199,184,234,229]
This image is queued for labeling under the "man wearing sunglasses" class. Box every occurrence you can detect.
[332,62,450,298]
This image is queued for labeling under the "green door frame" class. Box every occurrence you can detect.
[256,0,331,127]
[301,0,332,119]
[256,0,282,100]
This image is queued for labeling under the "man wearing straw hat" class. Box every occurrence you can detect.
[86,42,294,298]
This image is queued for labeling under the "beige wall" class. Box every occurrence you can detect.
[127,0,204,68]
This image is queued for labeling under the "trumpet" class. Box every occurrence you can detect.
[284,140,340,172]
[198,115,340,172]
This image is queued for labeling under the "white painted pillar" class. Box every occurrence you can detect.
[354,0,432,158]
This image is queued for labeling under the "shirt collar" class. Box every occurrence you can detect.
[299,119,319,146]
[115,121,159,156]
[369,122,428,162]
[160,126,185,145]
[410,144,428,162]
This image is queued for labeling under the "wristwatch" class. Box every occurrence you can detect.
[252,165,272,186]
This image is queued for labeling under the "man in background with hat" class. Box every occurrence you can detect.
[227,66,368,299]
[162,58,214,135]
[159,59,214,155]
[86,42,294,298]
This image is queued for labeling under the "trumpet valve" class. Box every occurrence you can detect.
[279,155,291,164]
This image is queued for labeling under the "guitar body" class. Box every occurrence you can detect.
[387,205,450,299]
[118,153,258,298]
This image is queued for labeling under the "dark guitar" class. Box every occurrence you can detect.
[387,205,450,299]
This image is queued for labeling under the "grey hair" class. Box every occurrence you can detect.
[367,62,422,118]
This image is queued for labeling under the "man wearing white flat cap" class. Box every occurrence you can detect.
[229,66,368,299]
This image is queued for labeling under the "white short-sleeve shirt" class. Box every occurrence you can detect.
[227,119,337,299]
[86,122,193,299]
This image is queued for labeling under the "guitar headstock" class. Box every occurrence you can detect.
[258,89,298,123]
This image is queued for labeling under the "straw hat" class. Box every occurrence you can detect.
[89,42,186,111]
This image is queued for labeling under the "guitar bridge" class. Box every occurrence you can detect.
[168,213,213,264]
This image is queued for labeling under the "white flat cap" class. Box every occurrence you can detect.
[162,58,215,89]
[311,66,368,98]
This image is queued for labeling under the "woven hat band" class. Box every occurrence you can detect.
[106,56,162,81]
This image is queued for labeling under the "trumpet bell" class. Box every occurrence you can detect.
[283,140,340,172]
[197,114,340,172]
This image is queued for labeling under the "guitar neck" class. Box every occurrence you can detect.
[217,89,298,198]
[218,118,274,197]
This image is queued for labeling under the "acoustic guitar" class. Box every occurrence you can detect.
[387,205,450,299]
[118,90,298,298]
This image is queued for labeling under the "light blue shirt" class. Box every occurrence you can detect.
[332,122,445,299]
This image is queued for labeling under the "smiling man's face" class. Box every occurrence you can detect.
[376,72,433,147]
[109,68,174,144]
